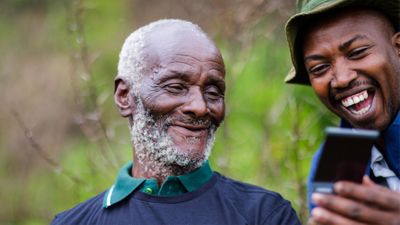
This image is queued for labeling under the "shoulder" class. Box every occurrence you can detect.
[51,191,106,225]
[214,173,300,224]
[216,173,287,202]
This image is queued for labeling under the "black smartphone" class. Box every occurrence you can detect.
[311,127,379,194]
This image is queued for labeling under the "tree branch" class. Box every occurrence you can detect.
[12,109,84,185]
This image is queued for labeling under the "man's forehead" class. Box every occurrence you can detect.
[146,24,215,52]
[143,24,223,70]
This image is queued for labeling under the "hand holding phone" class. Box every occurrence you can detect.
[312,127,379,194]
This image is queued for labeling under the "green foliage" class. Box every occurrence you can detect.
[0,1,339,224]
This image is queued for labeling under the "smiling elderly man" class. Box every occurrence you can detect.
[51,19,300,225]
[284,0,400,224]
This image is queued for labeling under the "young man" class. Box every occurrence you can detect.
[285,0,400,224]
[52,19,300,225]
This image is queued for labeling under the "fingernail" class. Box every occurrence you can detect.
[311,207,323,218]
[334,182,344,193]
[311,193,324,204]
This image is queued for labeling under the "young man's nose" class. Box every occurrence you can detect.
[331,61,357,89]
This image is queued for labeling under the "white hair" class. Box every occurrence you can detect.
[116,19,209,96]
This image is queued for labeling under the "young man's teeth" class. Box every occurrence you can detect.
[350,106,369,115]
[341,90,368,107]
[354,96,360,104]
[342,98,353,107]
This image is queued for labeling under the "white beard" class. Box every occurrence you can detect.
[129,99,216,175]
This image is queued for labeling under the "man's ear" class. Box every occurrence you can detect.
[114,79,135,117]
[393,32,400,54]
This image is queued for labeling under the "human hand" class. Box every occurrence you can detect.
[308,176,400,225]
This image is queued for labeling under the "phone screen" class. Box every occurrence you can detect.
[312,127,379,193]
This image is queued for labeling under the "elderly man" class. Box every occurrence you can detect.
[284,0,400,224]
[51,19,300,225]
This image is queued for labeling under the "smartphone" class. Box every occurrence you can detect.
[311,127,379,194]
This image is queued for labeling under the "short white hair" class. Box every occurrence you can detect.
[116,19,209,95]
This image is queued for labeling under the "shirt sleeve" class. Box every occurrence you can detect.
[307,144,324,210]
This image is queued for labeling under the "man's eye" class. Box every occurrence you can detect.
[164,83,186,94]
[205,86,223,101]
[308,64,330,76]
[348,47,369,59]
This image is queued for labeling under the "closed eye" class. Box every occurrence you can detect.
[348,46,370,59]
[205,86,224,101]
[164,83,187,94]
[308,63,330,76]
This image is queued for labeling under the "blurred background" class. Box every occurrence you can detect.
[0,0,338,224]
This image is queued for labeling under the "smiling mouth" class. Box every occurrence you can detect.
[340,90,374,115]
[169,123,209,137]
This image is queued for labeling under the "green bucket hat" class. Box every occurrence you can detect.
[285,0,400,85]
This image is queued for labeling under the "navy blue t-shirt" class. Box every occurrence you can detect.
[52,173,300,225]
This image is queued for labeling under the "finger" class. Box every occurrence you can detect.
[307,218,318,225]
[308,218,327,225]
[311,193,395,224]
[310,207,365,225]
[362,176,375,187]
[334,181,400,211]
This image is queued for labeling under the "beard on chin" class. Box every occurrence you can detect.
[129,99,216,173]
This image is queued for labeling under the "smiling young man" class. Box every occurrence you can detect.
[51,19,300,225]
[284,0,400,224]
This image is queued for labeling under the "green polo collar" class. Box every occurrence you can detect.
[103,161,213,208]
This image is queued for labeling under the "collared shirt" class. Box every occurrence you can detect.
[52,166,301,225]
[370,147,400,191]
[103,161,213,208]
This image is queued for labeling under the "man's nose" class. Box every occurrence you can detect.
[181,88,208,118]
[331,60,357,89]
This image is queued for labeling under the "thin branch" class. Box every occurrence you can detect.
[12,109,84,185]
[65,0,121,168]
[288,99,309,223]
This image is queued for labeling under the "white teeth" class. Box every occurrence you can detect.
[350,106,370,115]
[354,96,360,104]
[340,90,372,115]
[348,98,354,106]
[341,90,368,107]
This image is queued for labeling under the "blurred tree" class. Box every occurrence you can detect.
[0,0,337,224]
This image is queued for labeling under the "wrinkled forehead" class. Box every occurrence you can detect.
[144,24,224,70]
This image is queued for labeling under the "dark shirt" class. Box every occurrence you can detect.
[52,163,300,225]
